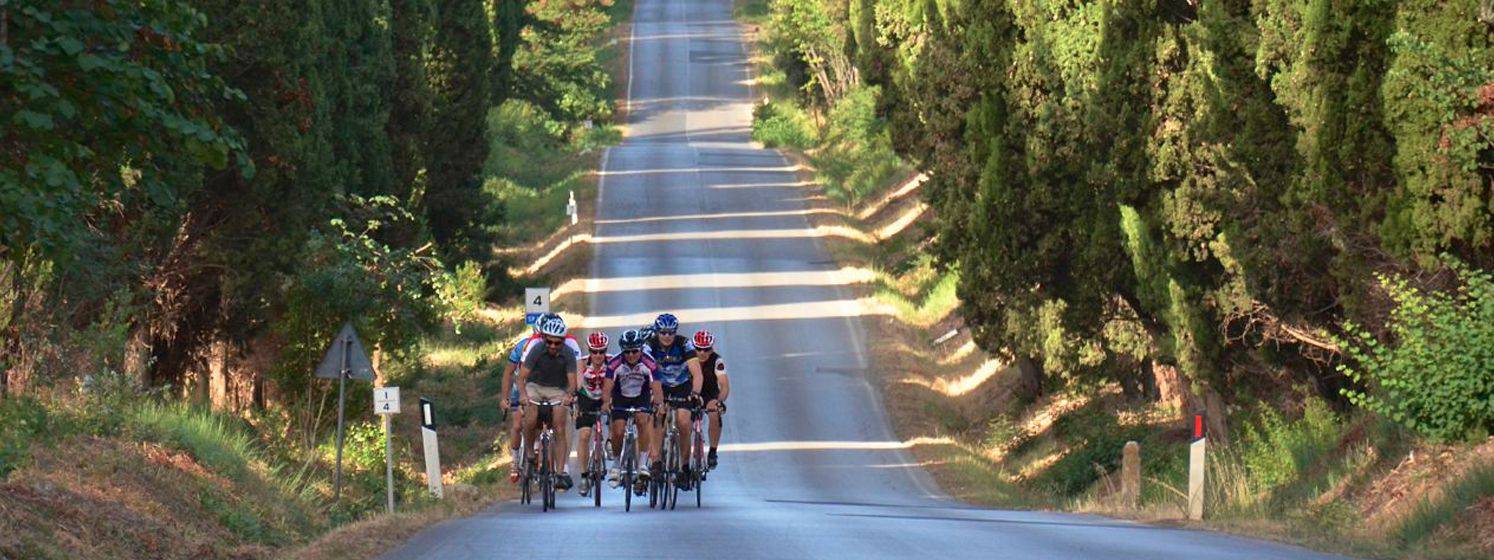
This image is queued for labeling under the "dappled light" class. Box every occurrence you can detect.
[577,297,892,329]
[899,358,1011,398]
[719,437,955,453]
[592,225,872,244]
[595,207,839,225]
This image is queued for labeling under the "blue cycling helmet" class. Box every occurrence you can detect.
[653,313,679,332]
[618,329,646,350]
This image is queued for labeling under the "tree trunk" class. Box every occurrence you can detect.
[123,324,152,388]
[1151,359,1229,442]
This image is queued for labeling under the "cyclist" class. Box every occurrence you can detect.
[693,330,729,470]
[516,315,578,491]
[575,331,611,497]
[643,313,703,488]
[501,312,578,482]
[603,329,662,491]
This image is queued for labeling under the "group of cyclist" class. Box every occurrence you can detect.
[498,312,730,498]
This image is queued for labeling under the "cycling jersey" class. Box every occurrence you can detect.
[506,336,529,405]
[605,354,661,399]
[645,336,696,388]
[578,356,610,400]
[699,351,726,401]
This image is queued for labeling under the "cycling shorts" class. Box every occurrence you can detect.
[575,395,603,429]
[610,394,653,418]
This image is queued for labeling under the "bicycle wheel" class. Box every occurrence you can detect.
[622,449,634,512]
[540,437,552,512]
[520,452,532,505]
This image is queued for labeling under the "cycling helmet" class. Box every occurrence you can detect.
[693,330,716,349]
[618,329,646,350]
[587,331,609,351]
[638,324,655,340]
[538,315,568,337]
[653,313,679,332]
[533,311,560,334]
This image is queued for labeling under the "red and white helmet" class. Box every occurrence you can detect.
[587,331,610,351]
[692,330,716,349]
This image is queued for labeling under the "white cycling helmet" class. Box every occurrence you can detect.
[539,315,568,337]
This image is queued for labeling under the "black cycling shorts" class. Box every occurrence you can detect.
[662,383,692,401]
[575,394,603,429]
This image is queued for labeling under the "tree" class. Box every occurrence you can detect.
[425,0,495,263]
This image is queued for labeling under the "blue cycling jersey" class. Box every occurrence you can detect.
[645,336,696,387]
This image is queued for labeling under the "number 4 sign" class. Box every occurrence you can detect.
[524,288,550,314]
[374,387,401,415]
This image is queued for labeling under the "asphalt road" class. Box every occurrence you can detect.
[383,0,1352,558]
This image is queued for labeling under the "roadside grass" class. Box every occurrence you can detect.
[1398,462,1494,548]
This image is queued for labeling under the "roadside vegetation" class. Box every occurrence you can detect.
[1,0,628,557]
[744,0,1493,558]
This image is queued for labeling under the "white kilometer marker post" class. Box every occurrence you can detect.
[374,386,401,513]
[1188,415,1206,521]
[420,398,443,499]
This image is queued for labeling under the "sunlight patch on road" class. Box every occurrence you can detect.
[718,437,955,453]
[705,180,818,190]
[595,207,840,225]
[551,267,878,302]
[591,225,872,244]
[598,165,806,177]
[575,297,893,329]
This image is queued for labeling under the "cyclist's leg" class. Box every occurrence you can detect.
[641,410,659,466]
[575,415,593,477]
[551,404,571,478]
[676,408,693,459]
[709,409,723,448]
[521,400,540,464]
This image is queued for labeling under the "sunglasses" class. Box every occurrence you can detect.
[657,329,677,336]
[623,349,642,355]
[589,349,607,355]
[696,347,713,352]
[544,337,564,347]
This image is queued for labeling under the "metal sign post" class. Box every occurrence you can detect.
[375,386,401,513]
[419,398,443,499]
[314,322,376,501]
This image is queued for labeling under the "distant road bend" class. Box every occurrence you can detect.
[383,0,1355,557]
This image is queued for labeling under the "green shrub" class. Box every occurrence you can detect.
[752,100,817,149]
[0,397,49,478]
[811,85,903,204]
[1234,400,1341,498]
[1337,259,1494,442]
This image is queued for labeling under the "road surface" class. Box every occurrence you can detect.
[384,0,1352,557]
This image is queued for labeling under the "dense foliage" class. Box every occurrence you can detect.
[759,0,1493,433]
[1,0,624,410]
[1337,260,1494,441]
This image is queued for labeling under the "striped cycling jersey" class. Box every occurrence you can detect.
[605,354,660,399]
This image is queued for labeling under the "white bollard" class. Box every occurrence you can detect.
[1188,415,1206,520]
[420,398,443,499]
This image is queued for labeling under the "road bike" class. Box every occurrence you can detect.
[526,398,565,512]
[689,404,707,508]
[583,411,609,508]
[654,396,694,510]
[613,406,651,512]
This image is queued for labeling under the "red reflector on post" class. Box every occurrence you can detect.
[1194,414,1204,440]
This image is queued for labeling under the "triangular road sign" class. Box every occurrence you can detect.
[315,322,376,381]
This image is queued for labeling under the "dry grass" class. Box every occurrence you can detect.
[0,436,282,559]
